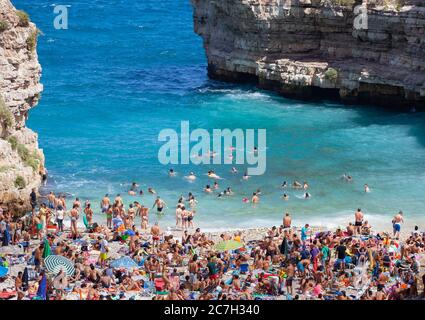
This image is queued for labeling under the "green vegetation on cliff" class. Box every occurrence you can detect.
[0,96,15,130]
[14,175,26,189]
[324,68,338,82]
[26,29,39,52]
[16,10,29,27]
[0,19,9,32]
[7,135,42,172]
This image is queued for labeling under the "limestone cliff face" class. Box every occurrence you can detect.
[191,0,425,108]
[0,0,44,214]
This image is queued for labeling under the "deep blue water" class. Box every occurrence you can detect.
[14,0,425,231]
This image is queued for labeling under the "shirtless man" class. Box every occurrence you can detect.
[70,204,79,238]
[285,262,295,295]
[354,208,364,235]
[392,211,404,240]
[152,196,166,214]
[175,205,182,228]
[73,198,82,214]
[141,206,149,229]
[47,192,56,209]
[283,212,292,229]
[114,194,123,207]
[100,194,110,213]
[58,195,66,210]
[151,222,161,251]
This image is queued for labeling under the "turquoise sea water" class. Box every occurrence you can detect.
[15,0,425,231]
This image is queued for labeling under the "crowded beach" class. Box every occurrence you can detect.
[0,172,424,301]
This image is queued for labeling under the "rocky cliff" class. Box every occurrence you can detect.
[0,0,44,214]
[191,0,425,109]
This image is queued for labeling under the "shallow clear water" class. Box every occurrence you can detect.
[15,0,425,231]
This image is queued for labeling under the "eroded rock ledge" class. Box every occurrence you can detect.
[0,0,44,214]
[191,0,425,109]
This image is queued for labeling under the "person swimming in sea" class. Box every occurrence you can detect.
[224,187,233,196]
[169,169,176,177]
[185,172,196,181]
[213,181,219,189]
[364,184,370,193]
[342,174,353,182]
[251,192,259,204]
[303,182,309,190]
[204,185,212,193]
[207,170,221,179]
[304,192,311,199]
[243,171,250,180]
[282,193,289,201]
[148,188,156,194]
[152,196,167,214]
[231,167,238,174]
[292,181,302,189]
[128,182,139,196]
[281,181,288,188]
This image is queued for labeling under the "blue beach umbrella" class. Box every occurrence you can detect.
[110,256,138,269]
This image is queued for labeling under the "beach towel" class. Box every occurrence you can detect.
[43,239,51,258]
[37,274,47,300]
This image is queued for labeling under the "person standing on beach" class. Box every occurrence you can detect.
[301,224,310,244]
[175,205,182,228]
[56,205,65,232]
[47,192,56,209]
[30,188,37,214]
[99,236,109,268]
[141,206,149,229]
[106,205,113,229]
[335,241,347,271]
[354,208,364,235]
[151,222,161,251]
[101,194,110,212]
[70,204,79,239]
[73,198,82,214]
[84,203,93,225]
[392,211,404,240]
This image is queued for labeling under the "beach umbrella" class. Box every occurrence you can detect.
[214,240,244,252]
[0,266,8,277]
[44,255,75,276]
[110,256,138,269]
[43,239,51,258]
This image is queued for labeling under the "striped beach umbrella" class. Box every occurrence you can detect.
[110,256,138,269]
[44,255,75,276]
[214,240,244,252]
